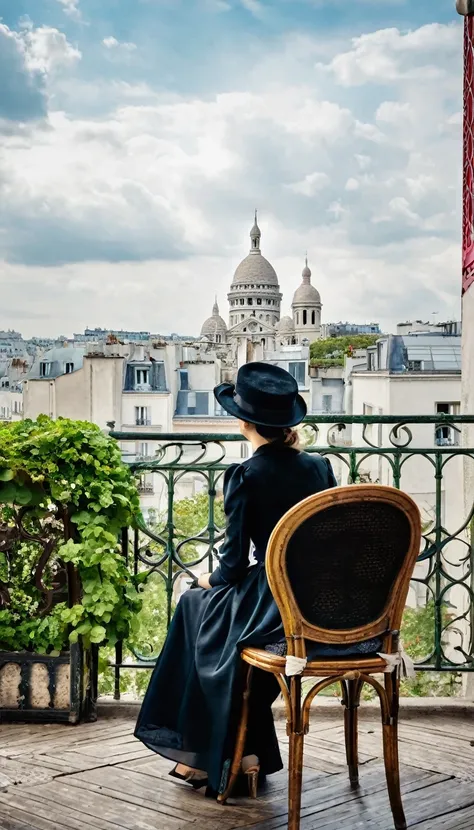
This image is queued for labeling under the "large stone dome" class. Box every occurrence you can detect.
[232,253,279,286]
[231,214,279,286]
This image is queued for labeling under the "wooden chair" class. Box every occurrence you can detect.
[218,485,421,830]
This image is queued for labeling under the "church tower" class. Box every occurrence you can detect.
[227,213,282,330]
[292,258,322,343]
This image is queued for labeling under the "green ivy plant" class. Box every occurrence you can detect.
[0,416,141,653]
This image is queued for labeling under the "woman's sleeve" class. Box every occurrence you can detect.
[208,464,251,588]
[324,456,338,488]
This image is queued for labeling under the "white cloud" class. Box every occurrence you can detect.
[23,27,81,74]
[56,0,81,22]
[345,178,360,191]
[102,37,137,52]
[0,20,463,335]
[240,0,265,17]
[287,172,330,196]
[321,23,459,87]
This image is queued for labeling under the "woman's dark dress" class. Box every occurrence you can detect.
[135,444,379,794]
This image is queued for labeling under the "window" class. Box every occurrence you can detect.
[240,299,245,305]
[215,402,232,417]
[241,314,245,320]
[322,395,332,413]
[39,362,51,378]
[266,314,270,322]
[311,311,315,326]
[368,352,375,371]
[65,362,74,374]
[185,391,209,416]
[138,475,153,494]
[408,360,422,371]
[261,338,266,347]
[288,361,305,388]
[135,368,150,386]
[241,443,249,459]
[435,402,460,446]
[135,406,151,426]
[136,442,149,459]
[216,334,221,343]
[303,310,307,326]
[257,298,262,305]
[248,298,253,306]
[296,312,299,326]
[179,369,189,390]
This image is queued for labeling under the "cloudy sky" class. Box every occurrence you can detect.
[0,0,464,337]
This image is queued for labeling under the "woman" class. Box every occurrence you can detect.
[135,362,338,798]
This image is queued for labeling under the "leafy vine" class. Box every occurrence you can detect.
[0,416,141,653]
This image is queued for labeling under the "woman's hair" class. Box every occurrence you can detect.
[255,424,299,448]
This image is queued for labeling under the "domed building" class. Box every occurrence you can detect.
[200,214,323,368]
[200,299,227,345]
[292,258,322,343]
[228,213,282,334]
[276,315,296,346]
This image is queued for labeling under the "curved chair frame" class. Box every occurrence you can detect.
[218,485,421,830]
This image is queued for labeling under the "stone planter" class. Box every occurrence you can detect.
[0,641,97,724]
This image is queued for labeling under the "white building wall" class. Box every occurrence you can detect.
[0,389,23,422]
[350,371,466,660]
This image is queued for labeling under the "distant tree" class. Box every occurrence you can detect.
[310,334,380,366]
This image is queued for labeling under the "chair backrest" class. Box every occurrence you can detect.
[265,485,421,654]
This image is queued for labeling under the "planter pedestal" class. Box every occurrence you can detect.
[0,642,98,724]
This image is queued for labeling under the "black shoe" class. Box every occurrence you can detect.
[169,766,209,790]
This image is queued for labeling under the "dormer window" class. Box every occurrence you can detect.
[65,362,74,374]
[39,362,51,378]
[135,368,150,387]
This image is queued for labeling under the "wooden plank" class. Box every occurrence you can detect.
[317,723,474,781]
[235,765,449,829]
[0,724,136,756]
[0,756,56,787]
[62,766,265,823]
[0,799,100,830]
[0,790,131,830]
[21,779,200,829]
[414,803,474,829]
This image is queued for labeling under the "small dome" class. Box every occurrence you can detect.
[277,316,295,333]
[200,299,227,338]
[293,283,321,304]
[292,258,321,305]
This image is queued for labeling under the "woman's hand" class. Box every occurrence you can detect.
[198,573,212,590]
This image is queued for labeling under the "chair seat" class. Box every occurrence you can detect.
[241,646,388,677]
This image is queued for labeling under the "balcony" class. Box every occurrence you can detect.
[110,414,474,682]
[1,414,474,830]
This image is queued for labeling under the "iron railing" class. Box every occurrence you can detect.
[109,414,474,697]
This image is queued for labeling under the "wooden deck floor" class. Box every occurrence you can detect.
[1,705,474,829]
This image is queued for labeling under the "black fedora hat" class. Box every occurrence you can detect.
[214,362,307,428]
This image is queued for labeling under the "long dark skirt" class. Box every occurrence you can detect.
[134,562,383,794]
[134,563,285,794]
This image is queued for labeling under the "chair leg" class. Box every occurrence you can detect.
[382,673,406,830]
[342,677,362,787]
[288,676,304,830]
[218,664,253,804]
